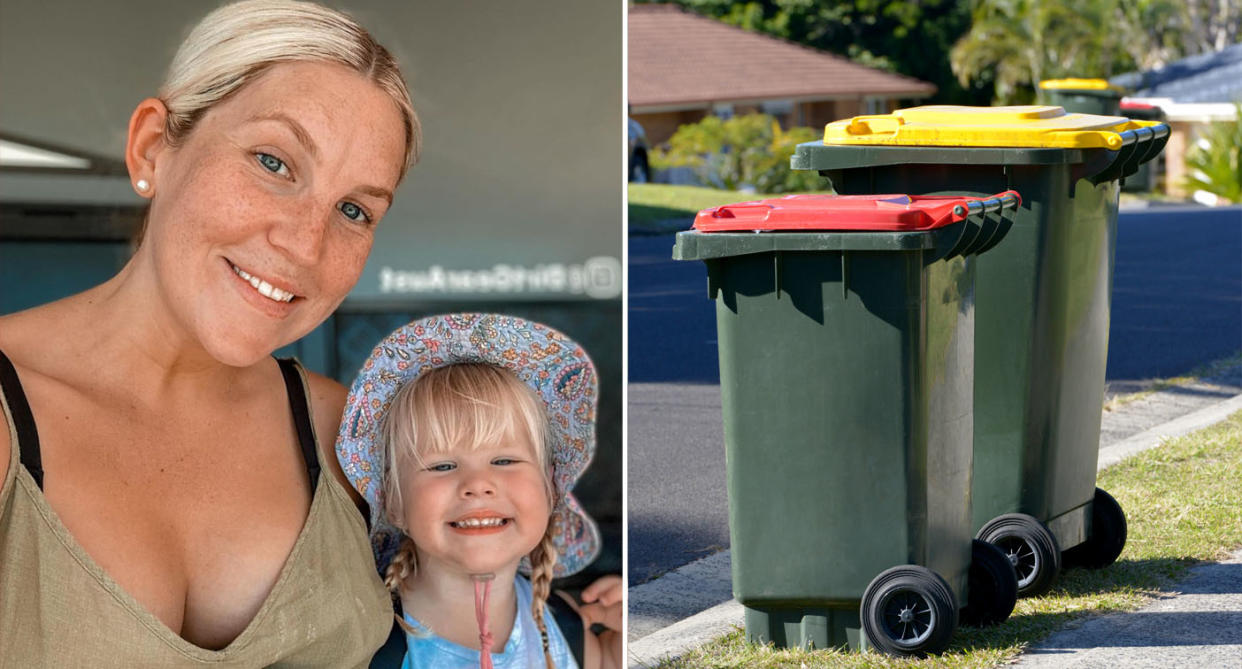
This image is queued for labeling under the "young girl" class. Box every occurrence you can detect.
[336,313,623,669]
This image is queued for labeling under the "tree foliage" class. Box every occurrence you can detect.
[1180,0,1242,55]
[653,114,826,193]
[1112,0,1193,71]
[950,0,1114,104]
[949,0,1242,104]
[638,0,1241,106]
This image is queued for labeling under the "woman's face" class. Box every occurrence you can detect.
[141,61,407,365]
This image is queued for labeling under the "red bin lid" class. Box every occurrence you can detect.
[692,192,1021,233]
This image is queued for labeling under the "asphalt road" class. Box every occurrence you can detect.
[627,204,1242,586]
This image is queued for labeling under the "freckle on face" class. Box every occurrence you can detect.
[141,62,407,366]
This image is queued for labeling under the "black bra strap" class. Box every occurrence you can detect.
[0,348,44,489]
[277,358,321,491]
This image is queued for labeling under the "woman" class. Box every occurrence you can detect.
[0,1,419,664]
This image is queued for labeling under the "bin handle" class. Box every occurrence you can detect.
[1116,126,1149,147]
[1116,122,1170,147]
[844,115,905,136]
[955,191,1022,217]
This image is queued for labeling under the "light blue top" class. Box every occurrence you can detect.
[402,575,579,669]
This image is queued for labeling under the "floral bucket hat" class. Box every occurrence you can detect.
[335,312,601,578]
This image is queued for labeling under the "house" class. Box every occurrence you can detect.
[628,3,936,146]
[1111,43,1242,199]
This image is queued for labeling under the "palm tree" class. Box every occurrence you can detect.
[950,0,1115,104]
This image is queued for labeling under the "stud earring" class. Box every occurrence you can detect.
[136,179,150,192]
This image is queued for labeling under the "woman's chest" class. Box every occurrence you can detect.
[34,401,315,649]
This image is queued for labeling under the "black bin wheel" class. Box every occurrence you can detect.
[1063,487,1128,569]
[977,513,1061,598]
[860,565,957,657]
[960,539,1019,626]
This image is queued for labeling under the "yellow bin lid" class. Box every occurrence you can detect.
[824,105,1160,149]
[1039,78,1126,92]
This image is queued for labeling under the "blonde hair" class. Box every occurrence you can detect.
[159,0,420,178]
[381,364,559,668]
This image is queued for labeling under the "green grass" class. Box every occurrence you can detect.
[628,184,760,234]
[649,410,1242,668]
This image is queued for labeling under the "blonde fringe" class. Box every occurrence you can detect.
[529,528,560,669]
[384,536,420,635]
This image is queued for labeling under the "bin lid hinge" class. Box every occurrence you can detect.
[774,252,782,300]
[841,252,849,300]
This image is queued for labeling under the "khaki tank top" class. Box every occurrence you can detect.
[0,353,393,667]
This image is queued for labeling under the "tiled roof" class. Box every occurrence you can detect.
[628,4,935,109]
[1111,43,1242,104]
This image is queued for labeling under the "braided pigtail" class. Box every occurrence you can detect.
[384,536,420,635]
[528,527,560,669]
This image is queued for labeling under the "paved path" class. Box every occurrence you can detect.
[1013,548,1242,669]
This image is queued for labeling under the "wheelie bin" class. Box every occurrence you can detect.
[1119,101,1167,192]
[673,191,1023,656]
[1040,78,1126,116]
[791,105,1170,597]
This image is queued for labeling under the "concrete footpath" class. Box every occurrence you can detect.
[628,366,1242,668]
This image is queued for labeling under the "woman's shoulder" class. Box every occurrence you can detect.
[0,301,114,489]
[0,298,97,389]
[0,310,46,490]
[299,367,367,510]
[299,366,347,442]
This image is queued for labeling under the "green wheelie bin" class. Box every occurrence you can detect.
[792,105,1170,597]
[1119,101,1167,192]
[1040,78,1126,116]
[673,191,1023,656]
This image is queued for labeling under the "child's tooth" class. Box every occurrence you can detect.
[455,517,507,528]
[457,517,505,527]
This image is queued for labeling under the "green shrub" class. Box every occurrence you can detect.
[652,114,827,194]
[1183,103,1241,204]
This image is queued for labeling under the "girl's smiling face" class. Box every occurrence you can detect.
[133,61,407,365]
[399,432,552,578]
